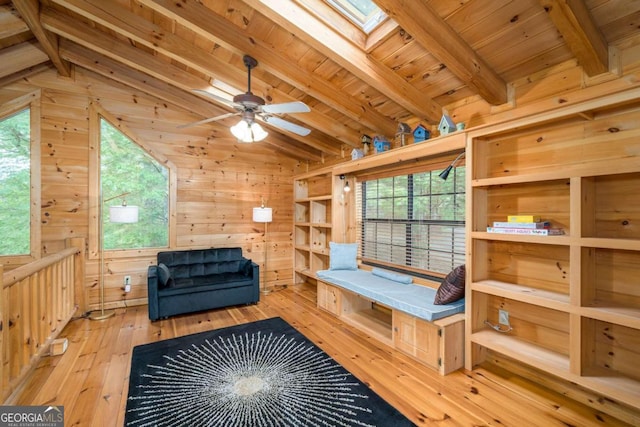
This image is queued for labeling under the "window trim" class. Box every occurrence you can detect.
[295,0,395,52]
[0,90,41,264]
[88,102,177,261]
[325,0,387,33]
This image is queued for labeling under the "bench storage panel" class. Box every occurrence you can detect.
[316,269,465,375]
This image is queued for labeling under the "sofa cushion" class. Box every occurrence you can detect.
[157,263,174,288]
[203,261,242,275]
[158,248,244,268]
[159,274,254,296]
[240,259,252,276]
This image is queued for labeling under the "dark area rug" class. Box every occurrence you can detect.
[126,317,415,426]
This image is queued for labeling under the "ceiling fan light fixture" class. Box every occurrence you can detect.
[230,119,268,143]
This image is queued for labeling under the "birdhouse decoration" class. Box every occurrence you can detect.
[373,135,391,154]
[396,122,412,146]
[351,148,364,160]
[361,134,372,155]
[413,124,430,143]
[438,114,456,136]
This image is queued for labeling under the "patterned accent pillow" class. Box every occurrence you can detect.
[434,265,465,305]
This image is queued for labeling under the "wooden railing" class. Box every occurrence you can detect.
[1,239,84,403]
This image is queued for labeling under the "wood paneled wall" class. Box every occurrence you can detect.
[0,67,306,312]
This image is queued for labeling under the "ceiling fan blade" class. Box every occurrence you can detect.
[263,116,311,136]
[193,89,242,109]
[262,101,310,114]
[177,112,240,129]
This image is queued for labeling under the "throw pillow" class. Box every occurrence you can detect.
[157,263,174,288]
[329,242,358,271]
[241,259,253,276]
[434,264,466,305]
[371,268,413,284]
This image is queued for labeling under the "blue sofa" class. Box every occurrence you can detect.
[147,247,259,321]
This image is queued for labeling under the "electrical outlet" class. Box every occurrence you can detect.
[124,284,131,293]
[499,309,510,326]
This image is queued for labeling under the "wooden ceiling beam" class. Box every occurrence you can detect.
[539,0,608,76]
[41,8,327,161]
[244,0,442,123]
[136,0,398,137]
[48,0,361,149]
[12,0,71,77]
[374,0,507,106]
[0,41,49,79]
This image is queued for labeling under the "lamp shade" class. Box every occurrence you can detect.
[253,206,272,223]
[109,205,139,223]
[231,119,268,143]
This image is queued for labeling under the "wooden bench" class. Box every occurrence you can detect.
[316,269,465,375]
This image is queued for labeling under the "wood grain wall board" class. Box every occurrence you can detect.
[1,67,301,307]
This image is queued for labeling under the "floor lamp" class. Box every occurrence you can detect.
[89,192,139,321]
[253,199,272,295]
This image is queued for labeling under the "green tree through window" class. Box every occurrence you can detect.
[0,108,30,256]
[100,119,168,250]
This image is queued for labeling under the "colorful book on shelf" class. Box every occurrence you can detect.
[507,215,542,223]
[486,227,564,235]
[493,221,550,229]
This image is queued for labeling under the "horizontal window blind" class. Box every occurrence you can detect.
[356,166,465,275]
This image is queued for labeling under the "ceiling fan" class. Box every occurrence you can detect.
[181,55,311,142]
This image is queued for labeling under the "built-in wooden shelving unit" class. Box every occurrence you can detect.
[466,93,640,410]
[293,167,333,284]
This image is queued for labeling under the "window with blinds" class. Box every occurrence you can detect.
[356,166,465,276]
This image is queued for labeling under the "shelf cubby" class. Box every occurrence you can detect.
[582,172,640,240]
[473,179,570,233]
[581,247,640,323]
[581,318,640,383]
[310,199,331,224]
[294,225,310,248]
[477,294,571,357]
[472,239,570,297]
[311,226,331,253]
[294,201,310,223]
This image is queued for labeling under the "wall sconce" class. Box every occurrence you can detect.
[340,174,350,192]
[439,151,466,181]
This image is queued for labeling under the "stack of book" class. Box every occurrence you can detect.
[486,215,565,235]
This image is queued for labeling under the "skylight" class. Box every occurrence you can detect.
[326,0,387,33]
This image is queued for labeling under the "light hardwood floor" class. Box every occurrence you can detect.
[11,284,639,426]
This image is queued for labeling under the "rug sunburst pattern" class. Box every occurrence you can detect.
[126,318,415,427]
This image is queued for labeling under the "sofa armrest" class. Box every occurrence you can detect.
[147,265,160,321]
[251,261,260,300]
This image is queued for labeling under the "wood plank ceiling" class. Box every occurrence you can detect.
[1,0,639,161]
